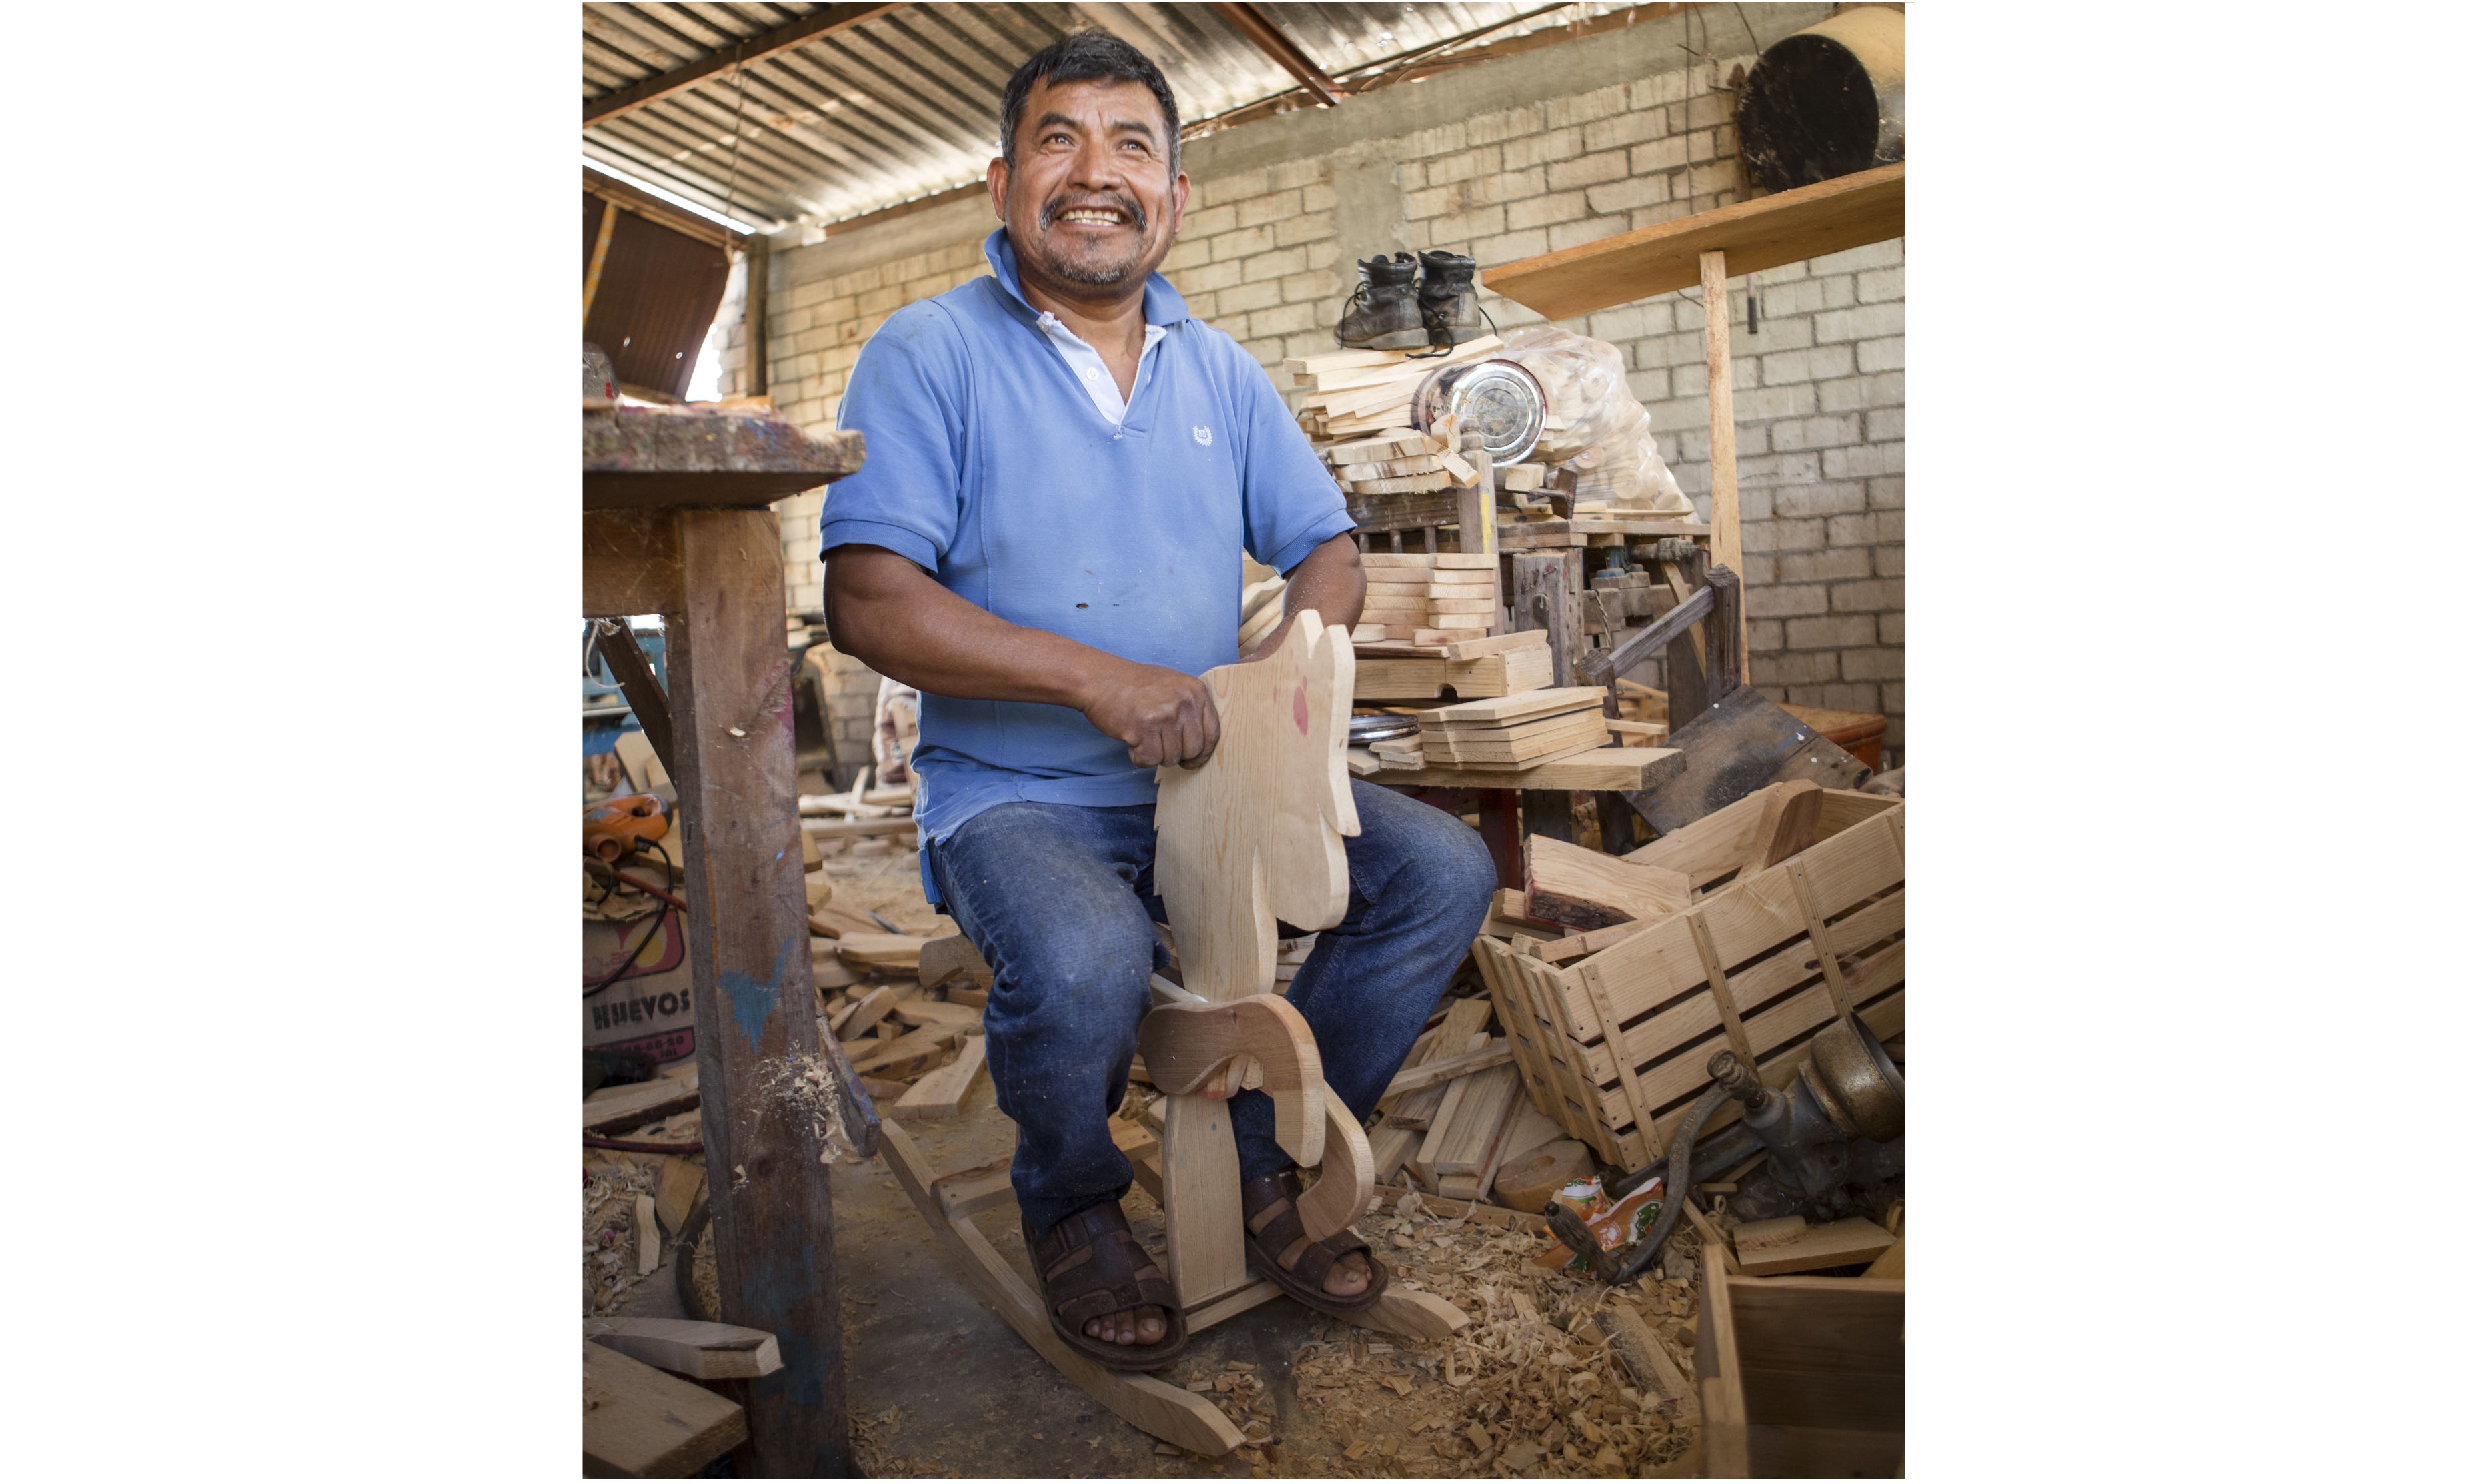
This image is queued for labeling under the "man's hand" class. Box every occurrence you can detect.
[1083,662,1221,769]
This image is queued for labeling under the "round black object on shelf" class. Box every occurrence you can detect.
[1735,7,1905,194]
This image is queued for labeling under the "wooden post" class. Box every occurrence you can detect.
[584,199,619,327]
[1702,563,1743,700]
[744,235,770,401]
[668,509,850,1479]
[1508,550,1583,686]
[592,621,675,779]
[1699,250,1748,675]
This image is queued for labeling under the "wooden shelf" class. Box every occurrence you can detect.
[1481,163,1903,321]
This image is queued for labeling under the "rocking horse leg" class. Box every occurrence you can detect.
[877,1119,1242,1455]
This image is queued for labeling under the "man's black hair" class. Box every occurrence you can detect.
[998,31,1182,177]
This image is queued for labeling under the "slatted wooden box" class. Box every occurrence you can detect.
[1473,795,1903,1169]
[1695,1245,1903,1479]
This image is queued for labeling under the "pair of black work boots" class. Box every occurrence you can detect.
[1335,249,1481,351]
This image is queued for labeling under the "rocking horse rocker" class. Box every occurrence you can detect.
[876,612,1469,1454]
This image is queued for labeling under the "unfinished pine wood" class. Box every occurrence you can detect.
[1596,1305,1695,1418]
[1154,612,1356,1000]
[1701,249,1745,607]
[844,1024,961,1075]
[1422,712,1609,765]
[1381,1037,1511,1098]
[1695,1241,1751,1479]
[891,1033,988,1121]
[584,1072,700,1133]
[1291,1085,1376,1243]
[1732,1218,1894,1277]
[1417,685,1610,727]
[834,933,926,972]
[1491,1138,1593,1211]
[1388,745,1681,792]
[1733,780,1825,881]
[1344,1287,1471,1343]
[1370,1125,1420,1185]
[1811,788,1900,839]
[1381,1000,1491,1124]
[1523,835,1694,930]
[874,1120,1244,1455]
[890,1000,982,1034]
[1409,1040,1487,1191]
[1518,919,1647,962]
[1161,1091,1251,1307]
[1479,162,1905,321]
[1554,805,1904,1039]
[1137,994,1324,1164]
[916,933,992,988]
[1397,1026,1489,1127]
[586,1317,786,1381]
[583,1337,748,1479]
[654,1156,704,1236]
[837,984,899,1043]
[1424,1064,1519,1181]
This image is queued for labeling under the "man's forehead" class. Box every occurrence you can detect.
[1019,77,1165,139]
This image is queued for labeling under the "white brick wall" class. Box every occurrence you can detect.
[737,8,1903,758]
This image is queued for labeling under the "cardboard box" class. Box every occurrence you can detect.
[584,910,696,1066]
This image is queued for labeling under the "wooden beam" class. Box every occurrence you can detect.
[583,199,618,327]
[1208,3,1347,106]
[1701,251,1746,660]
[583,5,905,127]
[1480,163,1905,321]
[668,508,850,1477]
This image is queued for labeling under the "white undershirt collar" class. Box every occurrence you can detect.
[1034,311,1166,428]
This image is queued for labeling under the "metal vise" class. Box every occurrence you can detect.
[1697,1014,1903,1219]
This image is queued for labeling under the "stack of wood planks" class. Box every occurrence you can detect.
[1359,550,1499,646]
[1273,990,1597,1215]
[1287,335,1505,448]
[1413,686,1613,770]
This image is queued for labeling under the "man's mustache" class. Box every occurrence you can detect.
[1040,193,1148,231]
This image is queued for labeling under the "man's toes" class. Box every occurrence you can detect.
[1326,1255,1372,1297]
[1136,1307,1168,1343]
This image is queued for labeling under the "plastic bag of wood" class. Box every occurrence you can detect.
[1501,325,1691,514]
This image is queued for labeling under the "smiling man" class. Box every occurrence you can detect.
[818,33,1495,1370]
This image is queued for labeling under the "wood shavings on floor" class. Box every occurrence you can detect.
[1277,1189,1705,1479]
[582,1155,661,1316]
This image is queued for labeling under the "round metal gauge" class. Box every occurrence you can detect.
[1409,359,1547,466]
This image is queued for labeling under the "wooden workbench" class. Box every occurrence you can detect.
[584,403,866,1479]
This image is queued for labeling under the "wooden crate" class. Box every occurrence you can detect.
[1474,795,1903,1169]
[1695,1245,1903,1479]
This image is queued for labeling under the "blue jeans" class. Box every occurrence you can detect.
[924,779,1499,1237]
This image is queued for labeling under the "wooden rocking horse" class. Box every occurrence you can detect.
[876,611,1469,1453]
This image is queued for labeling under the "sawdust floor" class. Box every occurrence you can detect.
[810,838,1706,1480]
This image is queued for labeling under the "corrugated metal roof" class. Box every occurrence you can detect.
[582,3,1643,231]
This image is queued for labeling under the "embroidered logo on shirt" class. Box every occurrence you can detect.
[1193,424,1213,445]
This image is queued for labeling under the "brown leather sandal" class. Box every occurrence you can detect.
[1022,1199,1189,1371]
[1241,1169,1389,1315]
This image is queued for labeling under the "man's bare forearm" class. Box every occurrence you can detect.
[1246,532,1366,660]
[823,546,1126,710]
[822,545,1222,768]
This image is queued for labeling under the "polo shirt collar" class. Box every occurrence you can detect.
[984,228,1190,327]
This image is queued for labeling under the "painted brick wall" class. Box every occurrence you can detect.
[720,3,1903,758]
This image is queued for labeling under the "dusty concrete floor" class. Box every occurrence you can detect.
[828,1092,1341,1479]
[614,838,1699,1479]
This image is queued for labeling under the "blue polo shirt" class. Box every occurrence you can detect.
[821,229,1353,902]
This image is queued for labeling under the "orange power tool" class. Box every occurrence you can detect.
[584,794,670,862]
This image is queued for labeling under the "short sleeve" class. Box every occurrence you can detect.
[818,303,970,573]
[1230,342,1355,574]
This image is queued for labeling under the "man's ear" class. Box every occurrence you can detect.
[987,157,1010,219]
[1168,169,1190,233]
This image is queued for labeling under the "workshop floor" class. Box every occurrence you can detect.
[620,837,1703,1479]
